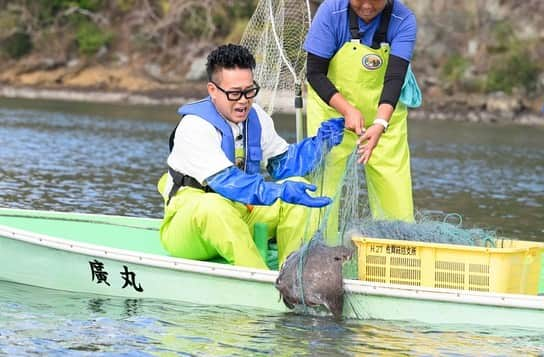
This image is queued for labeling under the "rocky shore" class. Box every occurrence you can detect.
[0,64,542,126]
[409,92,544,126]
[1,0,543,126]
[2,82,543,126]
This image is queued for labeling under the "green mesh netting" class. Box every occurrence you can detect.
[300,148,497,282]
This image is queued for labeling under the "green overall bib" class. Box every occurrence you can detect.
[157,172,314,270]
[306,40,414,243]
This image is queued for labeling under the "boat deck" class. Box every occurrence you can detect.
[0,209,167,255]
[0,208,276,267]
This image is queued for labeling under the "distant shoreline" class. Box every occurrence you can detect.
[1,84,543,126]
[0,85,189,106]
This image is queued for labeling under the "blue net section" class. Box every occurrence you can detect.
[350,214,497,247]
[327,150,497,248]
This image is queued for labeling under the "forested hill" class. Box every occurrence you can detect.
[0,0,543,119]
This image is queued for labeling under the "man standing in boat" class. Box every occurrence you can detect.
[157,44,345,270]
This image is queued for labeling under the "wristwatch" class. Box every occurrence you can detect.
[373,118,389,132]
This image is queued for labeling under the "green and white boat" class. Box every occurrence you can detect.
[1,207,543,329]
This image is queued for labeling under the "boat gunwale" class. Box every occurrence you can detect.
[0,224,278,283]
[0,207,160,227]
[2,219,544,312]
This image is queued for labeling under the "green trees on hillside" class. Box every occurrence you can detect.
[0,0,256,60]
[0,0,541,97]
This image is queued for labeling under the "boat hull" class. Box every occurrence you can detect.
[1,208,544,329]
[0,221,285,311]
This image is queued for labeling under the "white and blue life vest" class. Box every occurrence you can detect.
[175,97,263,174]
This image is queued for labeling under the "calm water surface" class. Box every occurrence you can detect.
[1,281,544,356]
[1,97,544,355]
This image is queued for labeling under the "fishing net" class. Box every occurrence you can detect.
[244,1,497,316]
[349,214,497,247]
[240,0,312,140]
[309,149,498,279]
[285,146,499,316]
[335,151,497,248]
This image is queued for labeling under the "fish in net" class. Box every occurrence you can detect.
[276,147,498,315]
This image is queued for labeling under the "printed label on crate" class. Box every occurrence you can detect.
[370,244,417,256]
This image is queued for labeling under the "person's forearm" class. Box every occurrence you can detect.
[306,53,338,103]
[329,92,364,134]
[329,92,356,117]
[375,103,394,122]
[329,95,394,121]
[368,103,394,134]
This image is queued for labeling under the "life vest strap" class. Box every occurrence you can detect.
[167,166,214,205]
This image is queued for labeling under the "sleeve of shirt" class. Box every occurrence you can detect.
[390,12,417,61]
[253,104,289,163]
[166,115,233,185]
[303,1,338,59]
[307,52,338,104]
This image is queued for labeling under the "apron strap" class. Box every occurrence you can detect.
[168,122,180,153]
[372,0,393,49]
[348,5,360,41]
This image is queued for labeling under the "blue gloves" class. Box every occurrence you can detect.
[279,181,331,207]
[207,166,331,208]
[316,117,345,149]
[267,117,344,180]
[206,118,343,207]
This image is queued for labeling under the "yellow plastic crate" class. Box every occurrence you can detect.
[352,236,543,295]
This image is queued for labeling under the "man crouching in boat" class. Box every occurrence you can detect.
[157,44,344,270]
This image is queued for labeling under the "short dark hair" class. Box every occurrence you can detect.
[206,44,256,82]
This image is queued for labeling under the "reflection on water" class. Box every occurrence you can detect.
[1,97,544,354]
[0,281,543,355]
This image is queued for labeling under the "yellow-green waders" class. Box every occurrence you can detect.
[157,174,314,270]
[306,41,414,243]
